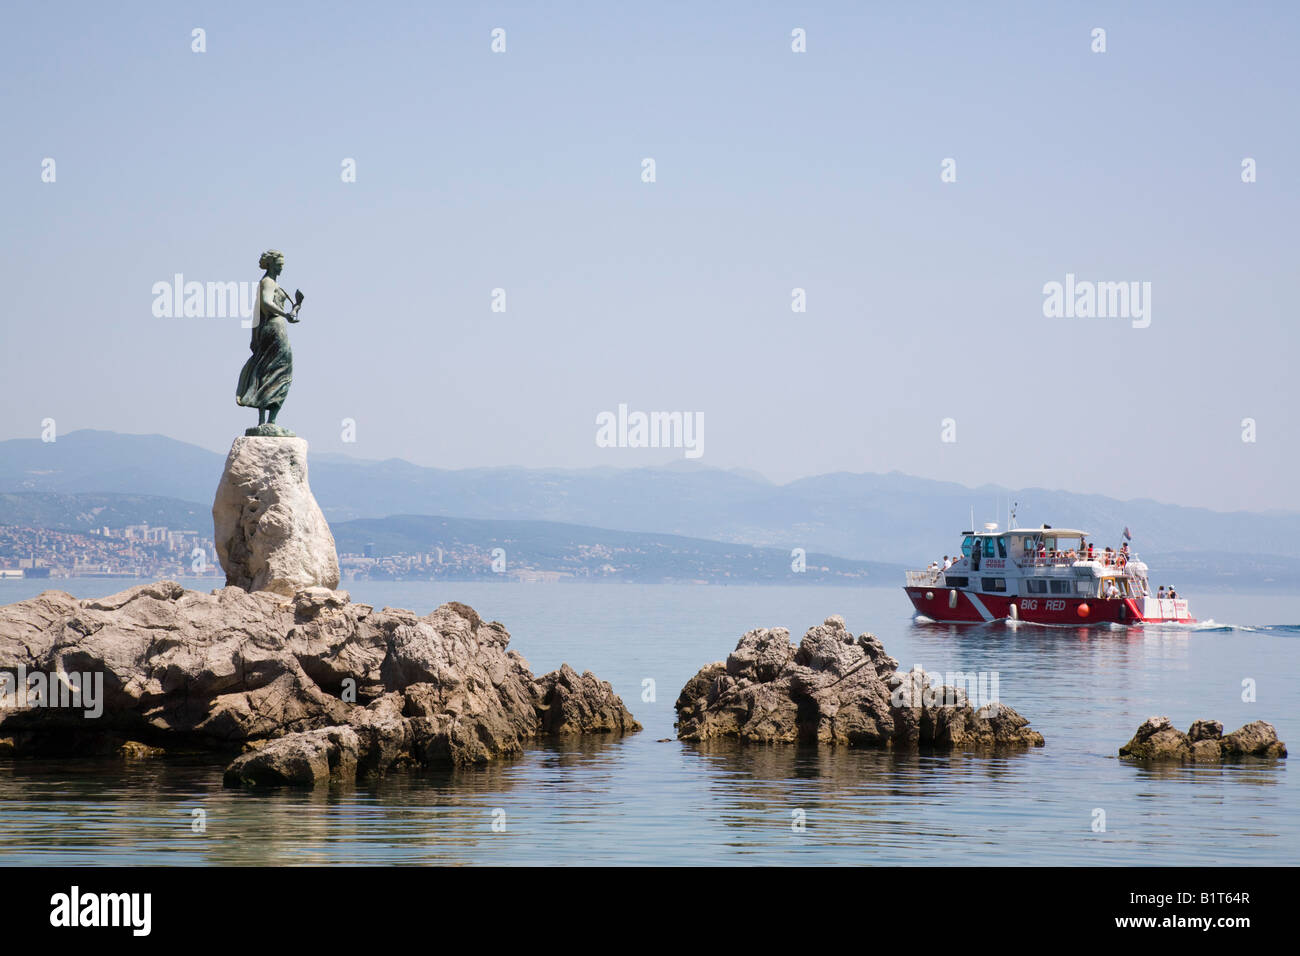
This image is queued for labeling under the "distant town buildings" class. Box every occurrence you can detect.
[0,523,214,579]
[1,522,874,585]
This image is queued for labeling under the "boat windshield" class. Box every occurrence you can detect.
[962,535,1007,558]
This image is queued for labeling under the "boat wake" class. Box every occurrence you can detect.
[1189,621,1300,635]
[911,613,1300,635]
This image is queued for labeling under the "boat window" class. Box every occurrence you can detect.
[1025,579,1047,594]
[1076,580,1095,596]
[981,577,1007,592]
[961,536,974,558]
[1049,580,1072,594]
[996,536,1007,558]
[945,575,969,588]
[983,538,997,557]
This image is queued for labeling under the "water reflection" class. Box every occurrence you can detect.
[1121,757,1286,786]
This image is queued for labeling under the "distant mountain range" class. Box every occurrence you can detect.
[1,430,1296,578]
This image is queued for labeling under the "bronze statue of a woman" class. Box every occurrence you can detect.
[237,249,304,437]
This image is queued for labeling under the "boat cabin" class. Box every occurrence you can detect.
[960,528,1089,563]
[949,526,1138,599]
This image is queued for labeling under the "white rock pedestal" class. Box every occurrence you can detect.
[213,436,339,596]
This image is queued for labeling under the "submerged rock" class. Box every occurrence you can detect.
[0,581,640,787]
[116,740,165,759]
[224,727,361,788]
[675,616,1044,751]
[1119,716,1287,761]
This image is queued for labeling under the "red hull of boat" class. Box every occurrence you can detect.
[903,587,1195,625]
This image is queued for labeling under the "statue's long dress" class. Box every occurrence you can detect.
[236,280,293,411]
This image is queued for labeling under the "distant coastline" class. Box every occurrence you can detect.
[0,504,1292,593]
[2,430,1298,593]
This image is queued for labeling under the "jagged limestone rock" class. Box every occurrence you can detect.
[675,616,1044,751]
[0,582,641,787]
[212,436,339,595]
[1120,716,1287,761]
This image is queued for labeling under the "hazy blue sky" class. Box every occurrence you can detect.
[2,1,1296,512]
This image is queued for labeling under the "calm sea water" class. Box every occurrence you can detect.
[0,577,1296,866]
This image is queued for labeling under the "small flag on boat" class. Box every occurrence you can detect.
[1122,527,1131,541]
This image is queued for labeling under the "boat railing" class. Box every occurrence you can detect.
[904,569,944,587]
[1018,550,1137,570]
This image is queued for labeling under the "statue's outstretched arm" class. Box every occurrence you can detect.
[259,279,296,320]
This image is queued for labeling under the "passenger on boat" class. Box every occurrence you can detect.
[1086,543,1095,561]
[1157,585,1166,599]
[1104,580,1120,599]
[943,555,952,570]
[1169,587,1178,600]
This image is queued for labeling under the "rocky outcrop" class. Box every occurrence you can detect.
[212,436,339,595]
[1119,716,1287,761]
[0,582,640,787]
[675,616,1044,751]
